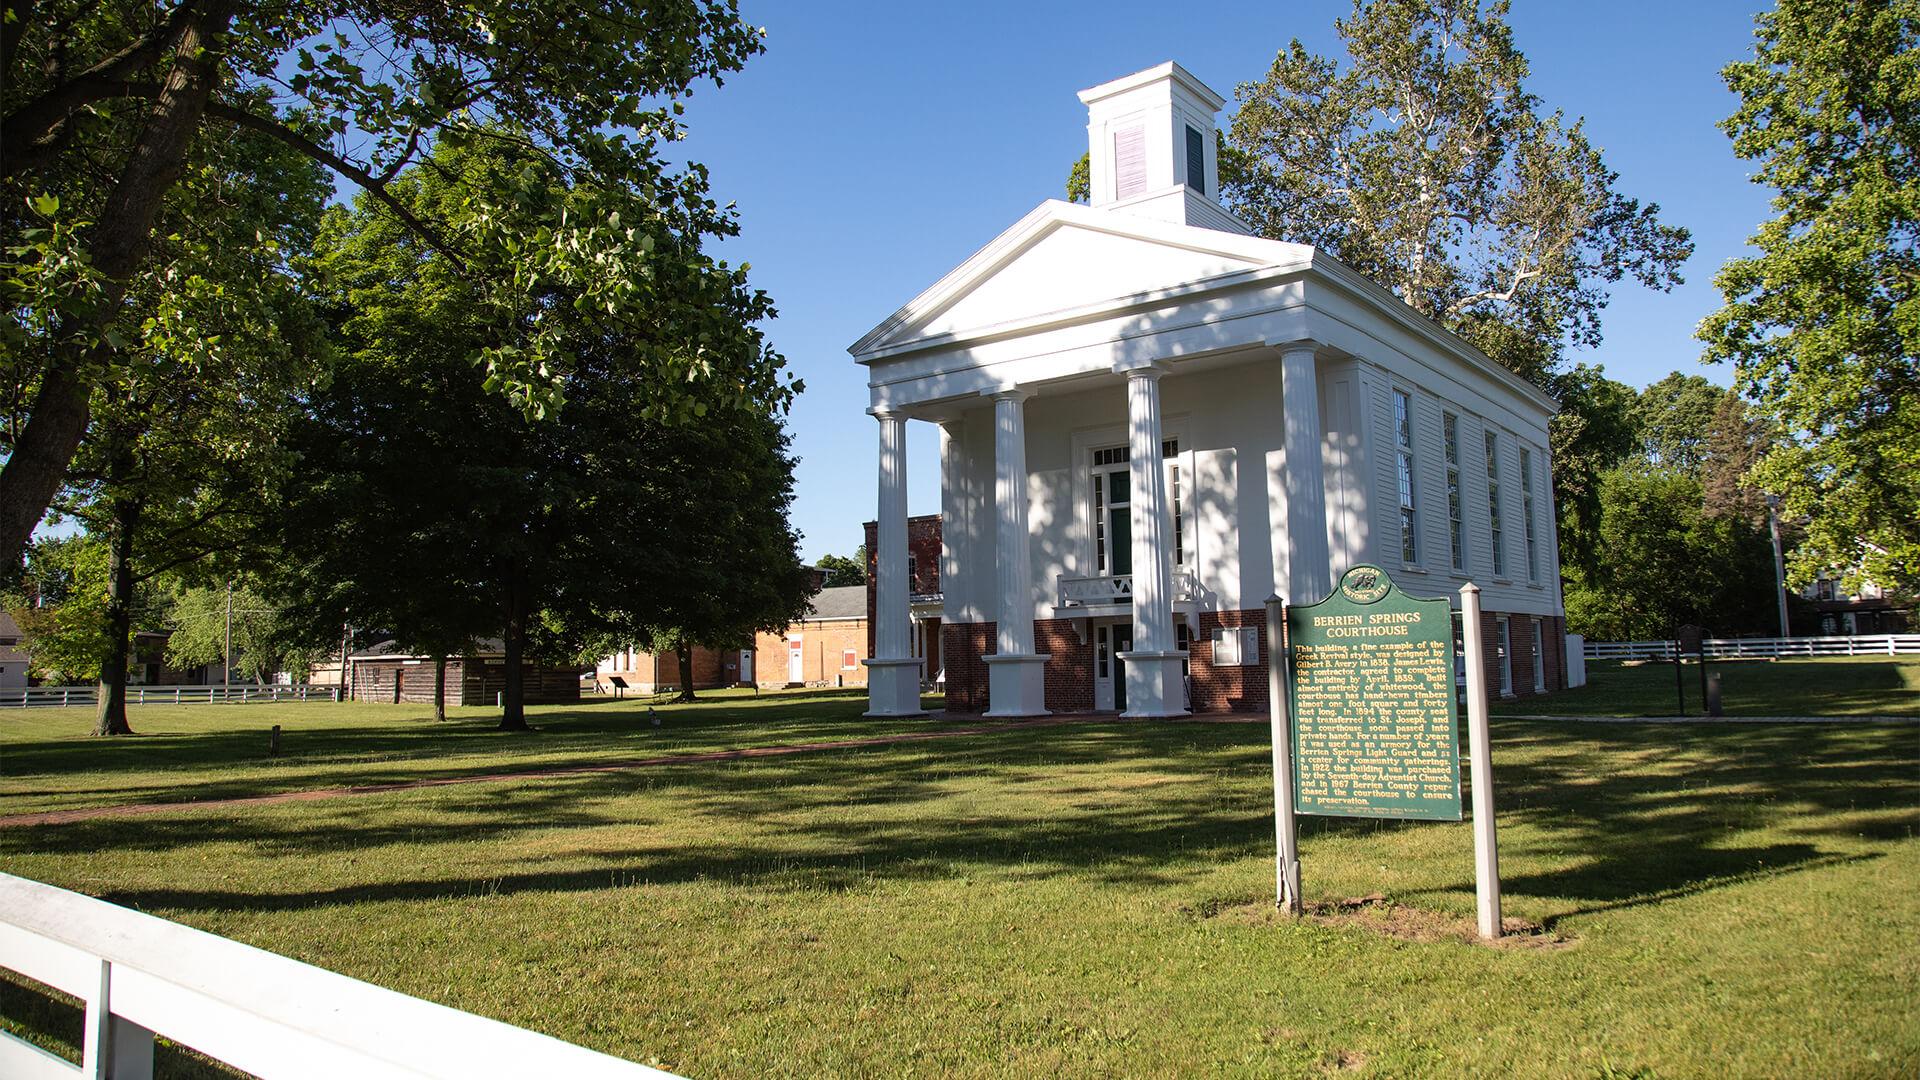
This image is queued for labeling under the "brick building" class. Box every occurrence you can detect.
[591,584,873,692]
[863,514,944,687]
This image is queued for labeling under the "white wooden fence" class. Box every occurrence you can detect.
[1584,634,1920,661]
[0,872,680,1079]
[0,684,335,708]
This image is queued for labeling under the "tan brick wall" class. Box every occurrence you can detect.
[753,618,869,687]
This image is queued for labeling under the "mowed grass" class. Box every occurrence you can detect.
[0,690,1915,1077]
[1494,656,1920,718]
[0,688,946,816]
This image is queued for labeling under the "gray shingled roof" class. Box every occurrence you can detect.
[804,585,868,622]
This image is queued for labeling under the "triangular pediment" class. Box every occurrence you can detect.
[851,201,1313,359]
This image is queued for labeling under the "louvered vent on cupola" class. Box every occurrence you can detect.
[1076,61,1248,233]
[1114,126,1147,200]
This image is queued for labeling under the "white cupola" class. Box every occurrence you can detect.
[1077,61,1251,234]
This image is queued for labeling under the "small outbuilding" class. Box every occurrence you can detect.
[347,641,583,706]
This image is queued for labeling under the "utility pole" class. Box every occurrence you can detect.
[1766,494,1791,638]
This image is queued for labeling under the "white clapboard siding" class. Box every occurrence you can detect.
[0,873,680,1080]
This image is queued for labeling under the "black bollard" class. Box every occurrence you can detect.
[1706,673,1723,717]
[269,725,282,756]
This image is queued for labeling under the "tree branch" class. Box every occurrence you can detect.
[202,101,471,275]
[0,1,198,176]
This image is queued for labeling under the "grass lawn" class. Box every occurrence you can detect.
[0,688,946,816]
[1,690,1916,1076]
[1493,656,1920,718]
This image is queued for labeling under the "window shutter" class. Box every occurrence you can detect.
[1114,126,1147,200]
[1185,126,1205,195]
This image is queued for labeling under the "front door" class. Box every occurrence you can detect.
[1094,621,1136,712]
[788,638,804,684]
[740,650,755,684]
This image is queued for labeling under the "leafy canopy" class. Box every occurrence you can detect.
[1222,0,1693,384]
[1699,0,1919,596]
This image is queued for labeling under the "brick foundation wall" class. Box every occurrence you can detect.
[1476,609,1561,698]
[1189,609,1270,713]
[1037,619,1094,714]
[941,621,994,713]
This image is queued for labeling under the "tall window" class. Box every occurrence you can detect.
[1520,447,1539,582]
[1092,442,1186,575]
[1444,412,1465,571]
[1164,438,1183,567]
[1394,390,1418,564]
[1092,446,1130,576]
[1185,126,1206,194]
[1485,431,1505,577]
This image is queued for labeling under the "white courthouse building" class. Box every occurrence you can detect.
[855,62,1568,719]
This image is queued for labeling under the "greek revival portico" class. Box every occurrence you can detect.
[852,61,1564,718]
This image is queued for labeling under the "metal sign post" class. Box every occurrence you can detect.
[1264,594,1302,915]
[1459,583,1502,940]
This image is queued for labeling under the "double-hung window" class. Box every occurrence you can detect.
[1485,431,1506,577]
[1443,412,1465,571]
[1520,447,1540,583]
[1394,390,1419,564]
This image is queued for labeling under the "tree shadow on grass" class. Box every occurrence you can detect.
[3,720,1914,927]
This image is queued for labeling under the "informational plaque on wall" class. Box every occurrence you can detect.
[1286,564,1462,821]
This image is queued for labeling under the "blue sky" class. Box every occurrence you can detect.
[668,0,1777,563]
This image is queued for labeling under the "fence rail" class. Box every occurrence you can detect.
[1585,634,1920,661]
[0,684,335,708]
[0,871,678,1079]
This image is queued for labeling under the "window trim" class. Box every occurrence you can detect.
[1520,446,1540,584]
[1443,412,1465,572]
[1485,429,1507,579]
[1393,387,1420,567]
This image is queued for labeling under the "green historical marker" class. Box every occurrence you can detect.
[1285,564,1462,821]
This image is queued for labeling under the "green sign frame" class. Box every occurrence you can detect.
[1285,564,1462,821]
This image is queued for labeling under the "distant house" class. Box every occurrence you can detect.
[0,613,28,689]
[1803,575,1911,636]
[346,641,583,706]
[591,584,873,693]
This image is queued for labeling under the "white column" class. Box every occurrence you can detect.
[1280,343,1332,604]
[1115,362,1188,717]
[981,387,1049,716]
[864,407,926,717]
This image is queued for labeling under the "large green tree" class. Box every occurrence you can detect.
[1544,363,1641,581]
[1,0,772,573]
[1699,0,1919,596]
[272,134,801,729]
[1221,0,1693,385]
[1631,372,1725,477]
[1561,466,1782,640]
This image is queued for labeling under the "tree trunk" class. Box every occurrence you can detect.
[433,654,447,722]
[92,496,140,736]
[498,584,528,731]
[0,1,236,570]
[675,644,697,703]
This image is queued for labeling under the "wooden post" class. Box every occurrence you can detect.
[1460,583,1501,940]
[1264,595,1302,915]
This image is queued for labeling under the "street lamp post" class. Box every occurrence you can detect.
[1765,494,1790,638]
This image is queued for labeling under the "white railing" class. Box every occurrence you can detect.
[1057,570,1199,608]
[0,872,679,1079]
[1584,634,1920,661]
[0,684,335,708]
